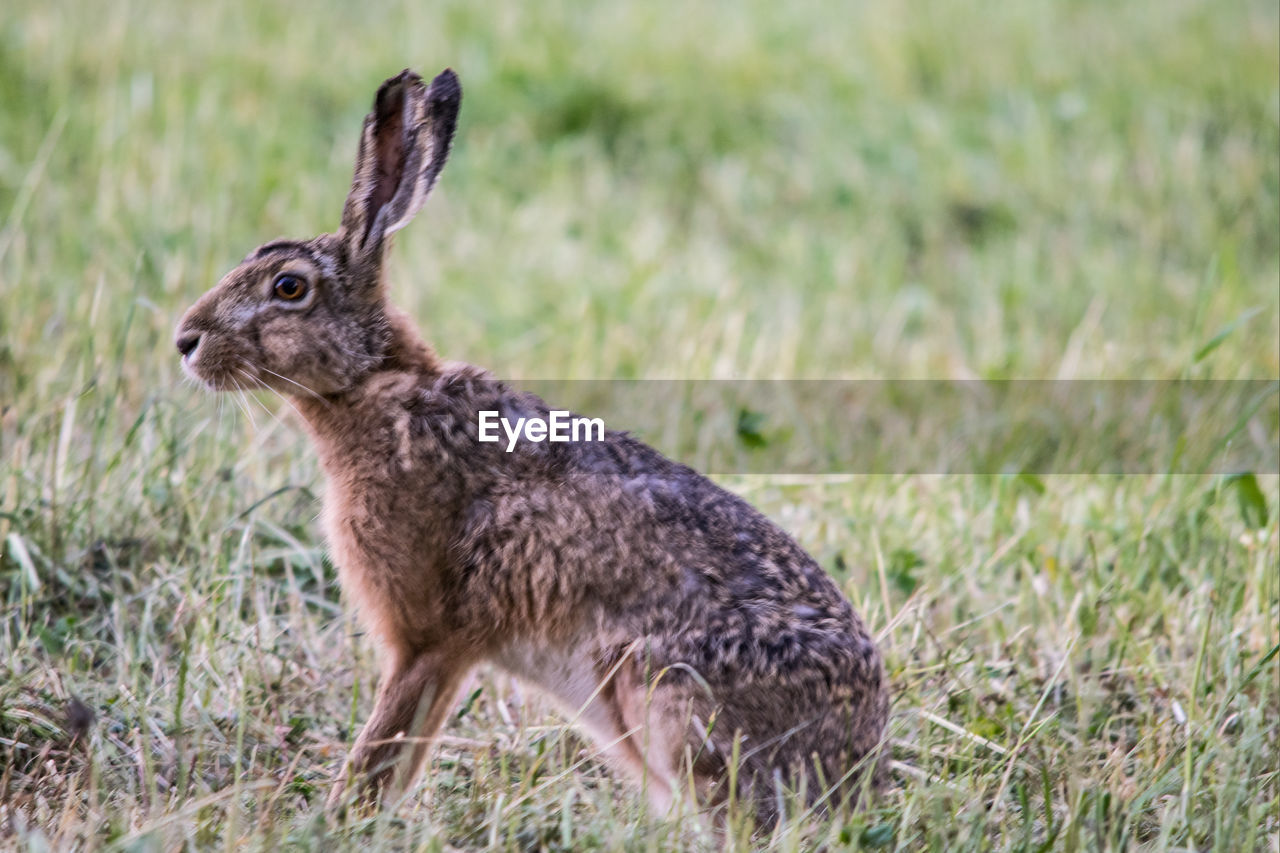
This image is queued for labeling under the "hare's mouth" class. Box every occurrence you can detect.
[182,364,243,392]
[180,352,265,393]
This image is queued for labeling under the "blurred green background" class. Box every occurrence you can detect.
[3,0,1276,391]
[1,0,1277,850]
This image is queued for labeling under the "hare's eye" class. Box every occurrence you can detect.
[273,274,308,301]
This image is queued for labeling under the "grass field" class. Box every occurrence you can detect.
[2,0,1278,849]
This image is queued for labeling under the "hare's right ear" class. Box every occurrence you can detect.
[338,68,461,268]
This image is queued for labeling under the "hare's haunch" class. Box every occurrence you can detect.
[175,68,888,826]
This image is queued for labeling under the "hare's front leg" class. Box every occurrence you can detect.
[329,649,471,808]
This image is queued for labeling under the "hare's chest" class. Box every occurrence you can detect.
[319,485,442,649]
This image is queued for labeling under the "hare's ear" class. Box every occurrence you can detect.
[338,68,461,263]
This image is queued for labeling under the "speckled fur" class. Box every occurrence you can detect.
[175,68,888,826]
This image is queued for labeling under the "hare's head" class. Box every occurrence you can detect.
[175,68,460,396]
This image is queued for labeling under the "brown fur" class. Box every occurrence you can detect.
[175,68,889,827]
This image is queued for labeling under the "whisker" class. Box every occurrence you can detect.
[231,384,258,432]
[237,368,289,434]
[260,365,330,405]
[228,394,247,428]
[233,368,266,413]
[236,356,332,408]
[260,383,310,425]
[236,368,297,435]
[219,394,229,449]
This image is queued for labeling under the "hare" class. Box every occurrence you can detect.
[174,68,888,827]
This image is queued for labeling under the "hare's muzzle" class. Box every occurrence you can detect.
[175,330,200,359]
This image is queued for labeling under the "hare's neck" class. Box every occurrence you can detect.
[292,308,443,468]
[382,307,443,376]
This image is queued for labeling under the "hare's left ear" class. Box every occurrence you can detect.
[338,68,461,264]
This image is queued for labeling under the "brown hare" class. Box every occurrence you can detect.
[175,68,888,827]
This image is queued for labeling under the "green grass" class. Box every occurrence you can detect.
[1,0,1277,849]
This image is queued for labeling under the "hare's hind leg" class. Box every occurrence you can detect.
[498,639,687,813]
[592,651,727,818]
[330,647,471,808]
[588,676,678,814]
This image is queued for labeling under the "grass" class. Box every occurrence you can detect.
[1,0,1277,849]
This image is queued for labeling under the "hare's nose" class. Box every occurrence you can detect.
[176,331,201,358]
